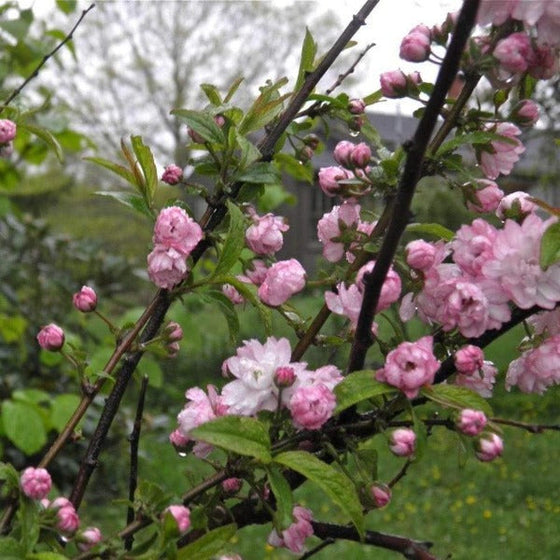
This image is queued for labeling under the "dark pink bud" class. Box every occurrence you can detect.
[222,477,242,494]
[37,323,65,351]
[274,366,296,387]
[0,119,16,144]
[73,286,97,312]
[348,98,366,114]
[161,164,183,185]
[510,99,540,127]
[475,433,503,462]
[165,321,183,342]
[165,505,191,533]
[20,467,52,500]
[370,483,392,508]
[400,30,431,62]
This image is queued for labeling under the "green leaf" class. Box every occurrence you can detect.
[540,221,560,270]
[436,130,518,156]
[295,28,317,91]
[266,466,294,531]
[56,0,77,14]
[190,416,271,463]
[95,191,153,218]
[235,130,261,169]
[85,157,137,186]
[224,76,245,103]
[49,394,81,433]
[172,109,225,144]
[421,385,493,417]
[274,451,364,537]
[406,222,455,241]
[334,371,396,414]
[362,90,383,106]
[12,389,49,405]
[200,83,222,105]
[1,401,46,455]
[131,135,158,205]
[27,553,69,560]
[212,200,246,278]
[176,524,237,560]
[203,290,239,344]
[21,124,64,162]
[235,162,280,185]
[0,537,24,560]
[0,313,26,343]
[274,153,313,183]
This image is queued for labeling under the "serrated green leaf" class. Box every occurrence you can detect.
[406,222,455,241]
[200,83,222,105]
[203,290,239,344]
[274,451,364,538]
[172,109,225,144]
[21,124,64,162]
[2,401,46,455]
[191,416,271,462]
[224,76,244,103]
[213,201,246,278]
[295,28,317,91]
[540,221,560,270]
[266,466,294,531]
[176,524,237,560]
[131,135,157,204]
[49,394,81,433]
[95,191,153,218]
[421,385,493,417]
[86,157,137,187]
[236,161,280,185]
[334,371,396,414]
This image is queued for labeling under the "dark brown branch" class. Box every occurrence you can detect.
[0,4,96,112]
[347,0,481,374]
[125,375,149,551]
[312,522,436,560]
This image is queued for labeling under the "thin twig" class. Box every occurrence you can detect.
[389,459,413,488]
[125,375,149,551]
[0,4,96,112]
[300,538,335,559]
[490,418,560,433]
[347,0,481,374]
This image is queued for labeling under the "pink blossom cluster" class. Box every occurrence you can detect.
[267,505,314,554]
[147,206,203,289]
[325,260,401,331]
[41,497,81,535]
[402,209,560,343]
[477,122,526,180]
[245,210,289,256]
[0,119,16,144]
[173,338,342,449]
[20,466,52,500]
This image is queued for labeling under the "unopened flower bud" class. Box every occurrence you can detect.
[73,285,97,312]
[350,142,371,168]
[380,70,421,99]
[371,483,392,508]
[349,115,364,133]
[454,345,484,375]
[274,366,296,388]
[20,467,52,500]
[496,191,536,221]
[389,428,416,457]
[475,433,503,462]
[457,409,487,436]
[348,98,366,114]
[77,527,102,552]
[165,505,191,532]
[161,164,183,185]
[303,133,320,149]
[222,477,242,494]
[318,166,351,197]
[0,119,16,144]
[510,99,540,127]
[296,145,314,163]
[400,29,431,62]
[214,114,226,128]
[167,341,180,358]
[165,321,183,342]
[37,323,65,351]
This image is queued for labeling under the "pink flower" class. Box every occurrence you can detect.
[389,428,416,457]
[478,122,525,180]
[50,498,80,534]
[451,218,497,277]
[376,336,440,399]
[371,483,392,508]
[77,527,103,552]
[267,506,314,554]
[528,308,560,336]
[483,214,560,309]
[406,239,446,271]
[289,384,336,430]
[510,99,540,126]
[475,433,503,462]
[165,505,191,533]
[317,201,361,262]
[221,337,309,416]
[245,212,289,255]
[153,206,203,256]
[73,285,97,312]
[37,323,65,351]
[400,29,431,62]
[258,259,306,306]
[325,282,363,327]
[222,283,245,305]
[20,467,52,500]
[318,166,351,197]
[493,32,535,74]
[0,119,16,144]
[356,261,401,312]
[506,335,560,394]
[457,409,488,436]
[455,361,497,398]
[380,70,421,98]
[454,345,484,375]
[477,0,517,26]
[348,98,366,114]
[169,428,189,448]
[467,180,504,213]
[161,164,183,185]
[147,245,188,289]
[495,190,536,220]
[177,385,227,438]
